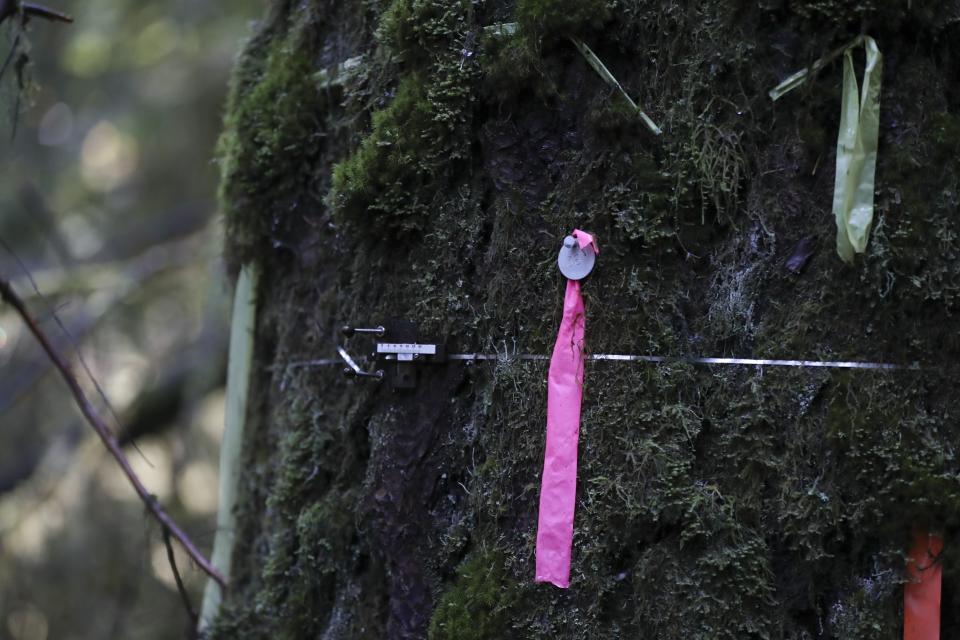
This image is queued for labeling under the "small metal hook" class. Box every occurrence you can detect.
[341,325,385,337]
[343,367,384,381]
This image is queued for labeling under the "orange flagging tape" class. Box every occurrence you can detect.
[904,529,943,640]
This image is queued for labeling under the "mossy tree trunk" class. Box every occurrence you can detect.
[207,1,960,638]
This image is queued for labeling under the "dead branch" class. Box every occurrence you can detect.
[0,277,227,591]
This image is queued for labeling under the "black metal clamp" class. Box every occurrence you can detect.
[339,321,445,390]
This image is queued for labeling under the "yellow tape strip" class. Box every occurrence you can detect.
[770,36,882,263]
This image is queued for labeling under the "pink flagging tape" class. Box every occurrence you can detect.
[572,228,599,255]
[535,253,592,587]
[904,528,943,640]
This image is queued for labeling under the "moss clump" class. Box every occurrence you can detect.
[859,108,960,319]
[788,0,882,21]
[480,32,543,102]
[515,0,612,40]
[217,24,324,265]
[786,0,896,24]
[825,375,960,536]
[582,152,676,247]
[378,0,472,64]
[329,0,478,235]
[330,75,437,231]
[825,565,900,637]
[782,0,947,30]
[428,550,515,640]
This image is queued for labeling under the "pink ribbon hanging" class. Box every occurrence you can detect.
[536,230,597,588]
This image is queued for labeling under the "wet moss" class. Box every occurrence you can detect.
[330,74,437,231]
[428,550,515,640]
[218,18,325,265]
[770,0,949,38]
[515,0,612,40]
[378,0,472,63]
[860,107,960,317]
[479,31,543,102]
[329,0,478,237]
[787,0,892,23]
[825,375,960,536]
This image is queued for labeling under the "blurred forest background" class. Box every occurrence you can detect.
[0,1,262,638]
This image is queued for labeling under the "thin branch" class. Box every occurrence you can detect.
[0,235,153,466]
[1,237,123,423]
[0,31,20,82]
[8,231,204,299]
[0,1,72,25]
[21,2,73,23]
[163,526,199,634]
[0,277,227,591]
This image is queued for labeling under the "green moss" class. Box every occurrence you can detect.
[587,152,676,246]
[428,550,516,640]
[781,0,948,31]
[480,32,543,102]
[217,24,324,264]
[330,74,440,231]
[515,0,612,40]
[786,0,894,24]
[788,0,880,22]
[928,110,960,166]
[329,0,478,236]
[378,0,472,63]
[825,375,960,537]
[826,566,900,638]
[860,109,960,315]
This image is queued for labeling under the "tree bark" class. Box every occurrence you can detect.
[207,1,960,638]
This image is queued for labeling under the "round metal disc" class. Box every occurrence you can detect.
[557,235,596,280]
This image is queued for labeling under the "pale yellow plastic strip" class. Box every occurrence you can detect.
[314,55,364,90]
[482,23,661,135]
[769,36,882,263]
[570,38,662,136]
[484,22,518,37]
[768,36,864,102]
[199,263,259,629]
[833,37,881,262]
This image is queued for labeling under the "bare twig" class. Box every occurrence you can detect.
[0,1,73,25]
[0,277,227,591]
[21,2,73,23]
[0,236,153,466]
[163,526,200,635]
[0,31,19,81]
[8,231,204,299]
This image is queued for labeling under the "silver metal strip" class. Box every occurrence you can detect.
[677,356,914,370]
[442,353,918,370]
[447,354,549,361]
[583,354,917,369]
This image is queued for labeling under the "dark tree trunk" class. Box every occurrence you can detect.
[207,1,960,638]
